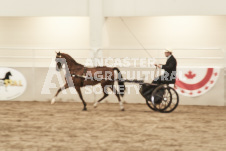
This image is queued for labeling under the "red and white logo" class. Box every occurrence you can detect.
[175,67,220,97]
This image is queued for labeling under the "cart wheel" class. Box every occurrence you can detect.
[159,87,179,113]
[146,99,158,111]
[151,84,172,112]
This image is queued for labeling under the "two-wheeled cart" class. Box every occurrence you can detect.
[122,66,179,113]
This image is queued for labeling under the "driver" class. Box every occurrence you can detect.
[153,49,177,84]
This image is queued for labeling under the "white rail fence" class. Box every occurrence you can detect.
[0,47,225,67]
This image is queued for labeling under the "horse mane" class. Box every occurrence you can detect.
[61,53,84,67]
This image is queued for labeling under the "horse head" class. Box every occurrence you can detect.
[55,51,82,72]
[55,51,66,71]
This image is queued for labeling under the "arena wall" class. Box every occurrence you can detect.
[0,16,225,106]
[0,67,224,106]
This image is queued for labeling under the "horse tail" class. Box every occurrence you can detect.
[113,67,125,97]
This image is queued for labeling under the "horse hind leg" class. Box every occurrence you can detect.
[110,86,124,111]
[93,86,109,108]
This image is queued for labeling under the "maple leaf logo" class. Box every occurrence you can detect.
[185,71,196,79]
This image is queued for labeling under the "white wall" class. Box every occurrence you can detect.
[103,16,226,49]
[0,17,90,67]
[0,0,88,16]
[1,0,226,16]
[0,17,89,48]
[103,0,226,16]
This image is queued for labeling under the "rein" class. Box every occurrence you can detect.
[70,72,144,84]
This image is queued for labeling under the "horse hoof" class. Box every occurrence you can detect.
[82,108,87,111]
[51,98,55,105]
[121,108,125,111]
[93,102,98,108]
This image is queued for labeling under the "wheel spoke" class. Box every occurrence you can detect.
[154,94,164,99]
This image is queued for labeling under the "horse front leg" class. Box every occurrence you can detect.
[75,86,87,111]
[51,83,68,104]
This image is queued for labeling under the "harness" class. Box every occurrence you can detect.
[80,67,87,86]
[70,67,87,87]
[83,67,87,76]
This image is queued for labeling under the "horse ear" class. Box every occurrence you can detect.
[55,51,61,54]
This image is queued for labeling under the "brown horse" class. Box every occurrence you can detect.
[51,52,125,111]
